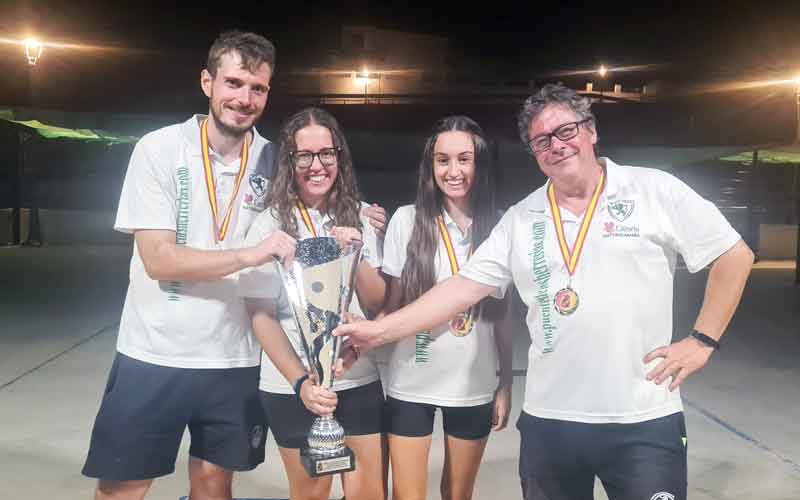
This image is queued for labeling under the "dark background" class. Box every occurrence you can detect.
[1,1,799,246]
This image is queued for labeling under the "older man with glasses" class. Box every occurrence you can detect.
[336,82,754,500]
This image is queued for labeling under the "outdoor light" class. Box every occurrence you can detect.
[356,68,370,83]
[24,38,43,66]
[598,65,607,78]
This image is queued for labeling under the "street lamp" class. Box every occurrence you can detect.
[597,65,609,98]
[356,68,370,103]
[15,38,44,245]
[24,38,43,66]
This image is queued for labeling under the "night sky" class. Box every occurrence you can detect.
[2,1,800,112]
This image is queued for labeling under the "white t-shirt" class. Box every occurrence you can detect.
[459,158,741,424]
[382,205,498,407]
[238,202,383,394]
[114,115,274,369]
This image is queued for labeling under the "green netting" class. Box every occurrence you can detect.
[720,149,800,165]
[0,115,138,144]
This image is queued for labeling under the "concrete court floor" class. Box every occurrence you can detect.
[0,244,798,499]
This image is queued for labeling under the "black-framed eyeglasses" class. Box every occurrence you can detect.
[527,118,592,154]
[290,147,340,170]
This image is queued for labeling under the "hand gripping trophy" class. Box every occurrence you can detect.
[275,236,362,476]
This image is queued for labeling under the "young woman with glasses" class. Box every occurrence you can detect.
[238,107,387,500]
[380,116,513,500]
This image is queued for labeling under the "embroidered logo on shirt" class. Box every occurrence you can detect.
[249,173,268,197]
[602,221,640,238]
[608,199,634,221]
[603,201,640,238]
[243,174,268,212]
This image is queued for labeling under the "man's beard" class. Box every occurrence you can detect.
[210,103,256,138]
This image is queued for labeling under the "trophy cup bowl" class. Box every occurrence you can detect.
[275,236,362,477]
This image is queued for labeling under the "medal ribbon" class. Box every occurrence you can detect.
[436,214,470,275]
[296,199,318,237]
[200,118,249,242]
[437,214,475,335]
[547,169,605,278]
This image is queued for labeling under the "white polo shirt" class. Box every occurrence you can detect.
[460,158,741,423]
[382,205,498,407]
[114,115,274,369]
[238,203,383,394]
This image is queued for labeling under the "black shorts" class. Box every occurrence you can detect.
[261,380,384,449]
[82,353,266,481]
[517,412,688,500]
[385,396,493,440]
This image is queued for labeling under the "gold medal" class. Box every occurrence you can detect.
[436,214,474,336]
[449,311,474,337]
[547,169,604,315]
[553,286,579,315]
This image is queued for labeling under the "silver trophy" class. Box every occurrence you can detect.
[275,236,362,477]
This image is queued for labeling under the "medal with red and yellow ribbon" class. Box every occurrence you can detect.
[200,118,249,242]
[296,199,318,237]
[436,214,474,336]
[547,169,605,316]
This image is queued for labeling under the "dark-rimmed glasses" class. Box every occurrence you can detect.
[527,118,592,154]
[290,147,340,170]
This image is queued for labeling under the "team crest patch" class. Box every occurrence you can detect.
[608,199,634,222]
[250,424,265,449]
[244,174,268,212]
[249,174,268,198]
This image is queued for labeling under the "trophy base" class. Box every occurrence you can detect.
[301,446,355,477]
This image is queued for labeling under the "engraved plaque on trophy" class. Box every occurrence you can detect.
[275,236,362,477]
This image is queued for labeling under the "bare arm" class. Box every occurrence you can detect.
[335,274,496,351]
[354,262,388,318]
[381,275,404,316]
[691,239,754,340]
[245,298,337,416]
[135,228,296,282]
[491,291,515,431]
[493,293,515,388]
[645,239,754,390]
[246,298,306,385]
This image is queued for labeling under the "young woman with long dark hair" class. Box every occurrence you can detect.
[380,116,513,500]
[239,107,386,500]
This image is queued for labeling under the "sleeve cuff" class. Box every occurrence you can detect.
[685,232,742,273]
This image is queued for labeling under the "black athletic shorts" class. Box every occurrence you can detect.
[260,380,384,449]
[517,411,688,500]
[385,396,493,440]
[82,353,266,481]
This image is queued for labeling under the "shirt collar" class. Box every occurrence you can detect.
[526,156,624,214]
[181,114,264,160]
[441,207,472,240]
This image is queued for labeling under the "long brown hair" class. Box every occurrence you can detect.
[266,107,362,238]
[398,116,502,320]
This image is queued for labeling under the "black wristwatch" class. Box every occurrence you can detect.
[690,330,720,350]
[293,374,309,397]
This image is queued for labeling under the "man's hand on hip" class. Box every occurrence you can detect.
[644,336,714,391]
